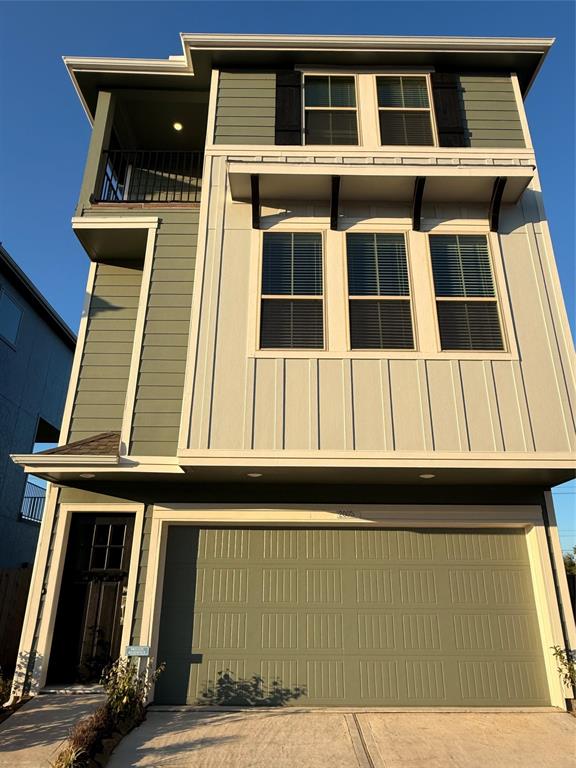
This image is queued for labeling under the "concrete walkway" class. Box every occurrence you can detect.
[0,694,104,767]
[108,709,576,768]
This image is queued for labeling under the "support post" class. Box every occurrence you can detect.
[76,91,116,215]
[412,177,426,232]
[250,174,260,230]
[489,177,507,232]
[330,176,341,231]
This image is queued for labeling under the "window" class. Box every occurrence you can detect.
[0,289,22,345]
[304,75,358,145]
[429,234,504,351]
[346,233,414,349]
[260,233,324,349]
[377,76,435,146]
[90,523,127,570]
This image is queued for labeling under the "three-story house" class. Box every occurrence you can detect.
[11,34,576,709]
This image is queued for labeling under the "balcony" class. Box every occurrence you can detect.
[96,150,203,204]
[20,480,45,524]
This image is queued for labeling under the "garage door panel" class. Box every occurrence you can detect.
[155,527,550,707]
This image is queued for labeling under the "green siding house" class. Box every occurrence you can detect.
[11,34,576,710]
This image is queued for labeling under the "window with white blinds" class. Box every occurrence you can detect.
[260,232,324,349]
[429,234,505,350]
[346,233,414,349]
[377,76,435,146]
[304,75,359,145]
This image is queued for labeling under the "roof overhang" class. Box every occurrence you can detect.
[228,161,534,206]
[64,34,554,122]
[72,216,158,261]
[11,452,574,488]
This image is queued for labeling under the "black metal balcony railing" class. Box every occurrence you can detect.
[97,150,203,203]
[20,480,46,523]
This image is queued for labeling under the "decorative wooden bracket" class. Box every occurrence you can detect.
[489,177,507,232]
[330,176,341,231]
[412,176,426,231]
[250,174,260,230]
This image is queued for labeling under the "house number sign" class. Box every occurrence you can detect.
[126,645,150,657]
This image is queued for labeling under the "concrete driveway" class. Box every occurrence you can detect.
[108,708,576,768]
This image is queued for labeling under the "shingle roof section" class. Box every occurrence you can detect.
[38,432,121,456]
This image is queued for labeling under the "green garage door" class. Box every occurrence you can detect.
[154,527,550,706]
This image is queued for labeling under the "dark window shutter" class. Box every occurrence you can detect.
[430,73,468,147]
[275,71,302,145]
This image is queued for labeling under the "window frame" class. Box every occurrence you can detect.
[301,72,361,147]
[257,229,327,351]
[374,73,439,148]
[344,231,417,351]
[0,286,23,348]
[426,232,509,353]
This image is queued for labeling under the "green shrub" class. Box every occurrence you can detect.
[101,657,165,725]
[552,645,576,689]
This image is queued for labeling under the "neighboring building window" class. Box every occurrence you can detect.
[429,234,504,350]
[377,75,435,146]
[304,75,358,145]
[0,289,23,345]
[346,233,414,349]
[260,232,324,349]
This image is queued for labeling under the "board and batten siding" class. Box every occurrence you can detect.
[130,209,200,456]
[187,159,575,457]
[214,72,276,145]
[68,261,142,443]
[459,75,525,148]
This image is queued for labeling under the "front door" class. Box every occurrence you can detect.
[47,514,134,684]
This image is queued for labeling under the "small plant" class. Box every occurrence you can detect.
[101,657,165,725]
[49,744,86,768]
[552,645,576,689]
[200,670,306,707]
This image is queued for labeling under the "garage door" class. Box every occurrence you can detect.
[154,527,550,706]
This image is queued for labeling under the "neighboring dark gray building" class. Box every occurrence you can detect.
[0,245,75,567]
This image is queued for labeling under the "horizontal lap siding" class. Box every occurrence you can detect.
[68,262,142,442]
[130,210,200,456]
[459,76,525,148]
[214,72,276,145]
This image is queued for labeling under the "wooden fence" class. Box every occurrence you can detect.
[0,566,32,676]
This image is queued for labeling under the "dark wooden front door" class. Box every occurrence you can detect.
[47,514,134,684]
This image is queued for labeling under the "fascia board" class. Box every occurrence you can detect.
[71,216,159,230]
[181,33,555,55]
[11,454,119,467]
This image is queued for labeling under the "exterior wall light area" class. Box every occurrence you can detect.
[419,473,436,479]
[173,122,183,131]
[247,473,263,478]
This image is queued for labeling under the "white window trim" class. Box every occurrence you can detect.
[301,72,361,148]
[248,220,519,361]
[256,229,327,352]
[373,73,439,148]
[344,231,418,352]
[425,231,513,355]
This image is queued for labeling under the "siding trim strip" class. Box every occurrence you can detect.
[59,261,98,445]
[121,226,158,455]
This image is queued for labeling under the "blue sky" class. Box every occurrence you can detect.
[0,0,574,545]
